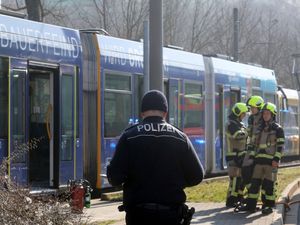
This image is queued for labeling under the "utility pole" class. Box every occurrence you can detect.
[233,8,239,62]
[144,20,149,94]
[149,0,163,91]
[266,18,278,68]
[25,0,42,21]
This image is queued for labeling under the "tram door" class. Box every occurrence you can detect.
[29,65,76,187]
[9,58,28,185]
[167,79,183,128]
[29,68,55,187]
[218,85,240,169]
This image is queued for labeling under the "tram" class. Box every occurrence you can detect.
[0,13,83,189]
[80,32,281,192]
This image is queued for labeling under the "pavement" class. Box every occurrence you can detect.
[283,179,300,225]
[83,178,300,225]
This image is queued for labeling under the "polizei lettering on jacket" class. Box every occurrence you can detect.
[137,123,176,133]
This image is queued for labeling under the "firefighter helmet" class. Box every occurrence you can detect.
[246,95,264,109]
[232,102,249,117]
[261,102,277,115]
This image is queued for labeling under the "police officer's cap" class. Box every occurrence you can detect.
[141,90,168,113]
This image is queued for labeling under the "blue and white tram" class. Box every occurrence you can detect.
[80,33,278,192]
[0,13,83,189]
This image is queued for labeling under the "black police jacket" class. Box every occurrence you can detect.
[107,116,204,208]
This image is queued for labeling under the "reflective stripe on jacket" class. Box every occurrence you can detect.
[254,122,285,164]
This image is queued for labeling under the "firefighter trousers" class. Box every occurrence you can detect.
[246,164,277,210]
[226,166,243,206]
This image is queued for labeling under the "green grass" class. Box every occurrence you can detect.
[185,166,300,202]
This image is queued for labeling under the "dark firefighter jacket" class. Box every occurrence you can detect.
[247,112,263,144]
[225,114,248,163]
[107,116,204,208]
[253,121,285,165]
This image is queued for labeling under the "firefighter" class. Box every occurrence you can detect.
[225,102,249,207]
[237,102,285,214]
[241,96,264,192]
[107,90,204,225]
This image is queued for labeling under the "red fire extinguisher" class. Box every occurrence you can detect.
[68,180,85,213]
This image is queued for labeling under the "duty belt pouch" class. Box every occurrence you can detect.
[180,204,195,225]
[228,166,241,177]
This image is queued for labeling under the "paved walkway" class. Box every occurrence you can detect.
[84,200,284,225]
[284,187,300,224]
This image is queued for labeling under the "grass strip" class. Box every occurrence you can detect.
[185,166,300,202]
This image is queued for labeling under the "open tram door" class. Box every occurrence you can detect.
[28,64,56,188]
[9,58,77,188]
[9,58,60,188]
[28,63,77,188]
[218,85,240,170]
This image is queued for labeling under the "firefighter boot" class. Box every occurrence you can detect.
[262,207,273,215]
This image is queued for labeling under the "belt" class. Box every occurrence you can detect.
[135,203,179,211]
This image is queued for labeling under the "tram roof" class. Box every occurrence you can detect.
[0,14,81,63]
[97,34,205,71]
[211,57,276,81]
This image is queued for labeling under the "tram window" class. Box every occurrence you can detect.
[252,79,261,87]
[104,73,132,137]
[252,89,262,97]
[183,83,204,135]
[105,73,131,91]
[61,75,73,161]
[264,93,275,103]
[0,58,8,138]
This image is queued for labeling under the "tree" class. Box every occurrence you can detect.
[72,0,148,40]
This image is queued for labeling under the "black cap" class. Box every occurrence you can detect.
[141,90,168,113]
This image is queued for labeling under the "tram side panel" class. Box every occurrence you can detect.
[93,35,208,189]
[209,57,278,174]
[0,14,83,188]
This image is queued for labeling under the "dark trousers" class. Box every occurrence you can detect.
[125,205,182,225]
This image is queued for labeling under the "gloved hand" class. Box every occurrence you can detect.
[272,160,279,168]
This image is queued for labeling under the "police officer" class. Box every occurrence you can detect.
[238,102,285,214]
[242,96,264,192]
[225,102,249,207]
[107,90,204,225]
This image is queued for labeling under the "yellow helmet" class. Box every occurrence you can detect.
[232,102,249,117]
[261,102,277,115]
[246,95,264,109]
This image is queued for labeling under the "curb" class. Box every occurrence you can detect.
[273,177,300,225]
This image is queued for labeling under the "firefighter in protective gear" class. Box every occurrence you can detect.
[225,102,249,207]
[242,96,264,191]
[238,102,285,214]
